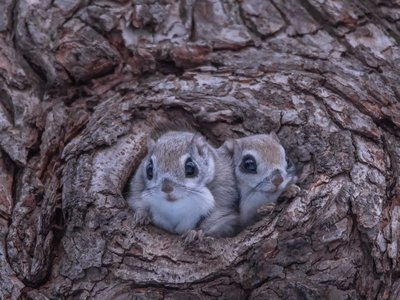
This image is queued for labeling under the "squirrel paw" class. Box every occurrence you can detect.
[133,210,151,226]
[182,229,204,244]
[203,235,215,242]
[281,184,301,199]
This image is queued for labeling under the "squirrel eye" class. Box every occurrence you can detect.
[184,157,198,178]
[240,154,257,174]
[146,159,153,180]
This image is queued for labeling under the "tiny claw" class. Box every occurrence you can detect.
[182,229,204,244]
[133,210,151,227]
[281,184,301,199]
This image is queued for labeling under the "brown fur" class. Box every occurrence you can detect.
[239,134,284,166]
[128,130,240,238]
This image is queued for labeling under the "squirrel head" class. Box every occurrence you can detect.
[140,131,215,202]
[223,133,297,200]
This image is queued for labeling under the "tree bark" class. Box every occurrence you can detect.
[1,0,400,299]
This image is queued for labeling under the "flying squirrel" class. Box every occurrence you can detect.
[223,133,298,227]
[127,129,240,242]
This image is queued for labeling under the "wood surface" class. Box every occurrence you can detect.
[1,0,400,299]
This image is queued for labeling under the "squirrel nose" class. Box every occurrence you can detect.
[271,170,283,187]
[161,179,174,193]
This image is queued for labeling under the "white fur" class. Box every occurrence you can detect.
[143,186,215,234]
[228,134,297,227]
[128,131,239,238]
[239,175,295,225]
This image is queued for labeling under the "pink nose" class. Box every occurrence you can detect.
[272,172,283,187]
[161,180,174,193]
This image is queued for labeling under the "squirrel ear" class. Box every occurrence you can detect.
[270,132,280,142]
[191,134,208,157]
[222,139,236,157]
[222,138,242,162]
[147,137,156,152]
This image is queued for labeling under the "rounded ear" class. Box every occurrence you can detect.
[270,132,280,143]
[221,139,242,162]
[221,139,236,157]
[147,137,156,152]
[190,134,209,157]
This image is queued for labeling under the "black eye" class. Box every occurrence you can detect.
[185,157,198,178]
[146,159,153,180]
[240,155,257,174]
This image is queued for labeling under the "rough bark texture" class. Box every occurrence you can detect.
[1,0,400,299]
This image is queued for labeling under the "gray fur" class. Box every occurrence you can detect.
[127,131,239,239]
[223,133,298,228]
[200,146,240,237]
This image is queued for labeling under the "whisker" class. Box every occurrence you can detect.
[251,180,266,193]
[141,190,155,197]
[242,180,269,202]
[184,189,203,196]
[181,185,207,195]
[131,183,206,199]
[243,189,258,203]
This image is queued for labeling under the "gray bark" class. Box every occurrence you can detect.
[1,0,400,299]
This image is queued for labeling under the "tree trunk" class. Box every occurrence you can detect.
[1,0,400,299]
